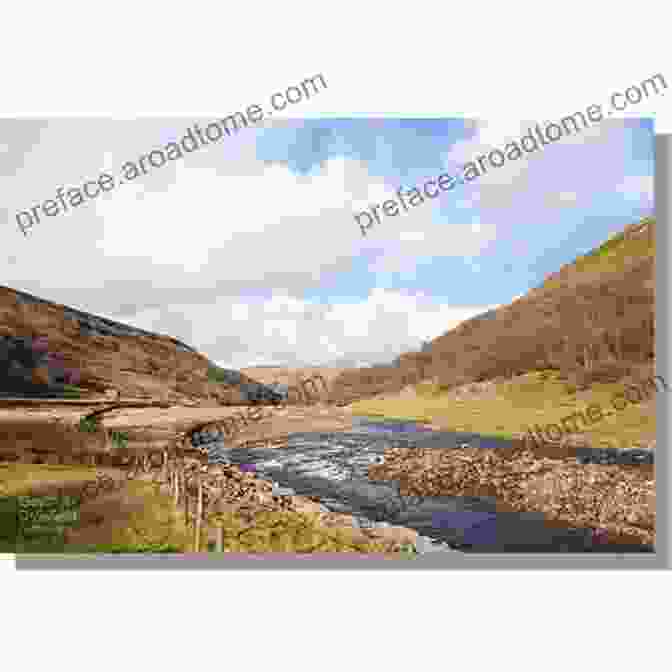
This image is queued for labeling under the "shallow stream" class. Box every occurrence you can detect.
[196,416,654,554]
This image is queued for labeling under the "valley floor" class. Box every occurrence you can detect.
[351,369,658,451]
[1,368,659,553]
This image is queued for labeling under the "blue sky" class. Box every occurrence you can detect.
[254,118,653,307]
[2,117,654,369]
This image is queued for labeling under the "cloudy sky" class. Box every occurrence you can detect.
[1,117,654,369]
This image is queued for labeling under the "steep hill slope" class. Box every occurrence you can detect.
[0,285,275,404]
[331,217,656,402]
[429,217,655,390]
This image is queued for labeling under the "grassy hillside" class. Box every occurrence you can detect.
[331,217,655,403]
[337,218,657,447]
[350,367,658,448]
[540,217,654,290]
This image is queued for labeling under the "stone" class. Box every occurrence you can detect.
[272,485,295,497]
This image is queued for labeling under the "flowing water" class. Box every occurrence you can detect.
[196,416,653,554]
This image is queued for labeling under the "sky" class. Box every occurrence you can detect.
[1,117,654,369]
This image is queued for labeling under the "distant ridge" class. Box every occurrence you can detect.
[2,285,197,353]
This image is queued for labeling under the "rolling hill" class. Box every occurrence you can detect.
[330,217,656,403]
[0,285,278,404]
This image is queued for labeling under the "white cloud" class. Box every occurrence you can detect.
[441,118,627,210]
[618,174,653,205]
[545,191,579,207]
[399,231,425,242]
[2,119,503,307]
[0,118,543,371]
[124,288,496,368]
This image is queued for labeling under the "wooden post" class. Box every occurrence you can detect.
[174,463,181,506]
[194,474,203,552]
[171,462,176,500]
[184,479,190,528]
[215,526,224,552]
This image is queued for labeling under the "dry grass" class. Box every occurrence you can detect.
[351,370,657,448]
[207,509,395,553]
[0,462,101,496]
[62,480,192,553]
[542,222,654,290]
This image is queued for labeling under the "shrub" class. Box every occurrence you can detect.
[398,543,418,557]
[207,365,240,385]
[78,416,99,433]
[62,384,82,399]
[110,431,129,449]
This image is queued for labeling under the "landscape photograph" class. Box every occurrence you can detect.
[0,115,658,557]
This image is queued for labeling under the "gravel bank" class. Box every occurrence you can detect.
[369,445,655,546]
[191,426,653,553]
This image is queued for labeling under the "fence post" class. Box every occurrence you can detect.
[184,477,190,528]
[174,462,181,506]
[215,525,224,552]
[162,451,168,484]
[194,473,203,552]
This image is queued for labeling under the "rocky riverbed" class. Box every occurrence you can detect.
[2,401,654,554]
[190,418,655,553]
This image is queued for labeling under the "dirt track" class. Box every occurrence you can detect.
[0,399,356,446]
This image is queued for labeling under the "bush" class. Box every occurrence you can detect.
[62,384,82,399]
[110,431,129,449]
[78,416,99,433]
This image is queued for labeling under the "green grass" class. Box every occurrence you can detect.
[207,365,231,384]
[397,543,418,558]
[543,218,654,290]
[350,369,656,448]
[357,415,433,424]
[62,384,83,399]
[110,431,129,449]
[72,541,183,554]
[572,233,653,274]
[0,532,71,554]
[78,416,99,433]
[0,535,183,555]
[77,415,128,448]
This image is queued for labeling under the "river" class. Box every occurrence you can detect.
[196,416,653,554]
